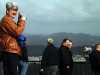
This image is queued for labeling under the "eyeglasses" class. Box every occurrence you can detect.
[12,8,18,11]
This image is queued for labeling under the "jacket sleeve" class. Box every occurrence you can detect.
[62,49,73,69]
[89,52,96,70]
[41,48,48,69]
[2,17,25,37]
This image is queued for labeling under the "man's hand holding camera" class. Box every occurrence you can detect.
[18,12,26,21]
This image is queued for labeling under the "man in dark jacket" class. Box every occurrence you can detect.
[59,38,73,75]
[89,44,100,75]
[17,34,28,75]
[41,38,59,75]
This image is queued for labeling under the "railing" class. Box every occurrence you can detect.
[27,60,94,75]
[0,61,94,75]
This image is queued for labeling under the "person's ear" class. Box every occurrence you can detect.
[6,10,9,14]
[63,42,66,46]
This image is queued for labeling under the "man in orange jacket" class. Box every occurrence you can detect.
[0,2,26,75]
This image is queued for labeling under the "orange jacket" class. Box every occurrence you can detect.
[0,15,25,55]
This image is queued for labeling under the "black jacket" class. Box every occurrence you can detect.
[89,50,100,72]
[20,46,28,62]
[41,44,60,69]
[18,40,28,62]
[59,46,73,71]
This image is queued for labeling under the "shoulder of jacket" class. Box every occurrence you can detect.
[2,15,11,21]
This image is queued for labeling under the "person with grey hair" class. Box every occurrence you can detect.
[0,2,26,75]
[41,38,60,75]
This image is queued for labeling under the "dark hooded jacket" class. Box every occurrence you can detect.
[17,34,28,62]
[89,50,100,72]
[59,46,73,73]
[41,44,60,69]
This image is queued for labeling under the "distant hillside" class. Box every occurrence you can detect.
[27,45,45,56]
[27,45,82,56]
[25,32,100,56]
[25,32,100,47]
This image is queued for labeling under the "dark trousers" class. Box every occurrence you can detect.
[46,65,59,75]
[95,72,100,75]
[3,52,19,75]
[0,62,3,75]
[60,68,72,75]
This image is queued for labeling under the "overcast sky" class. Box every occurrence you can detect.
[0,0,100,35]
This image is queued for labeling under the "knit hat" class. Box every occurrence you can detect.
[48,38,54,43]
